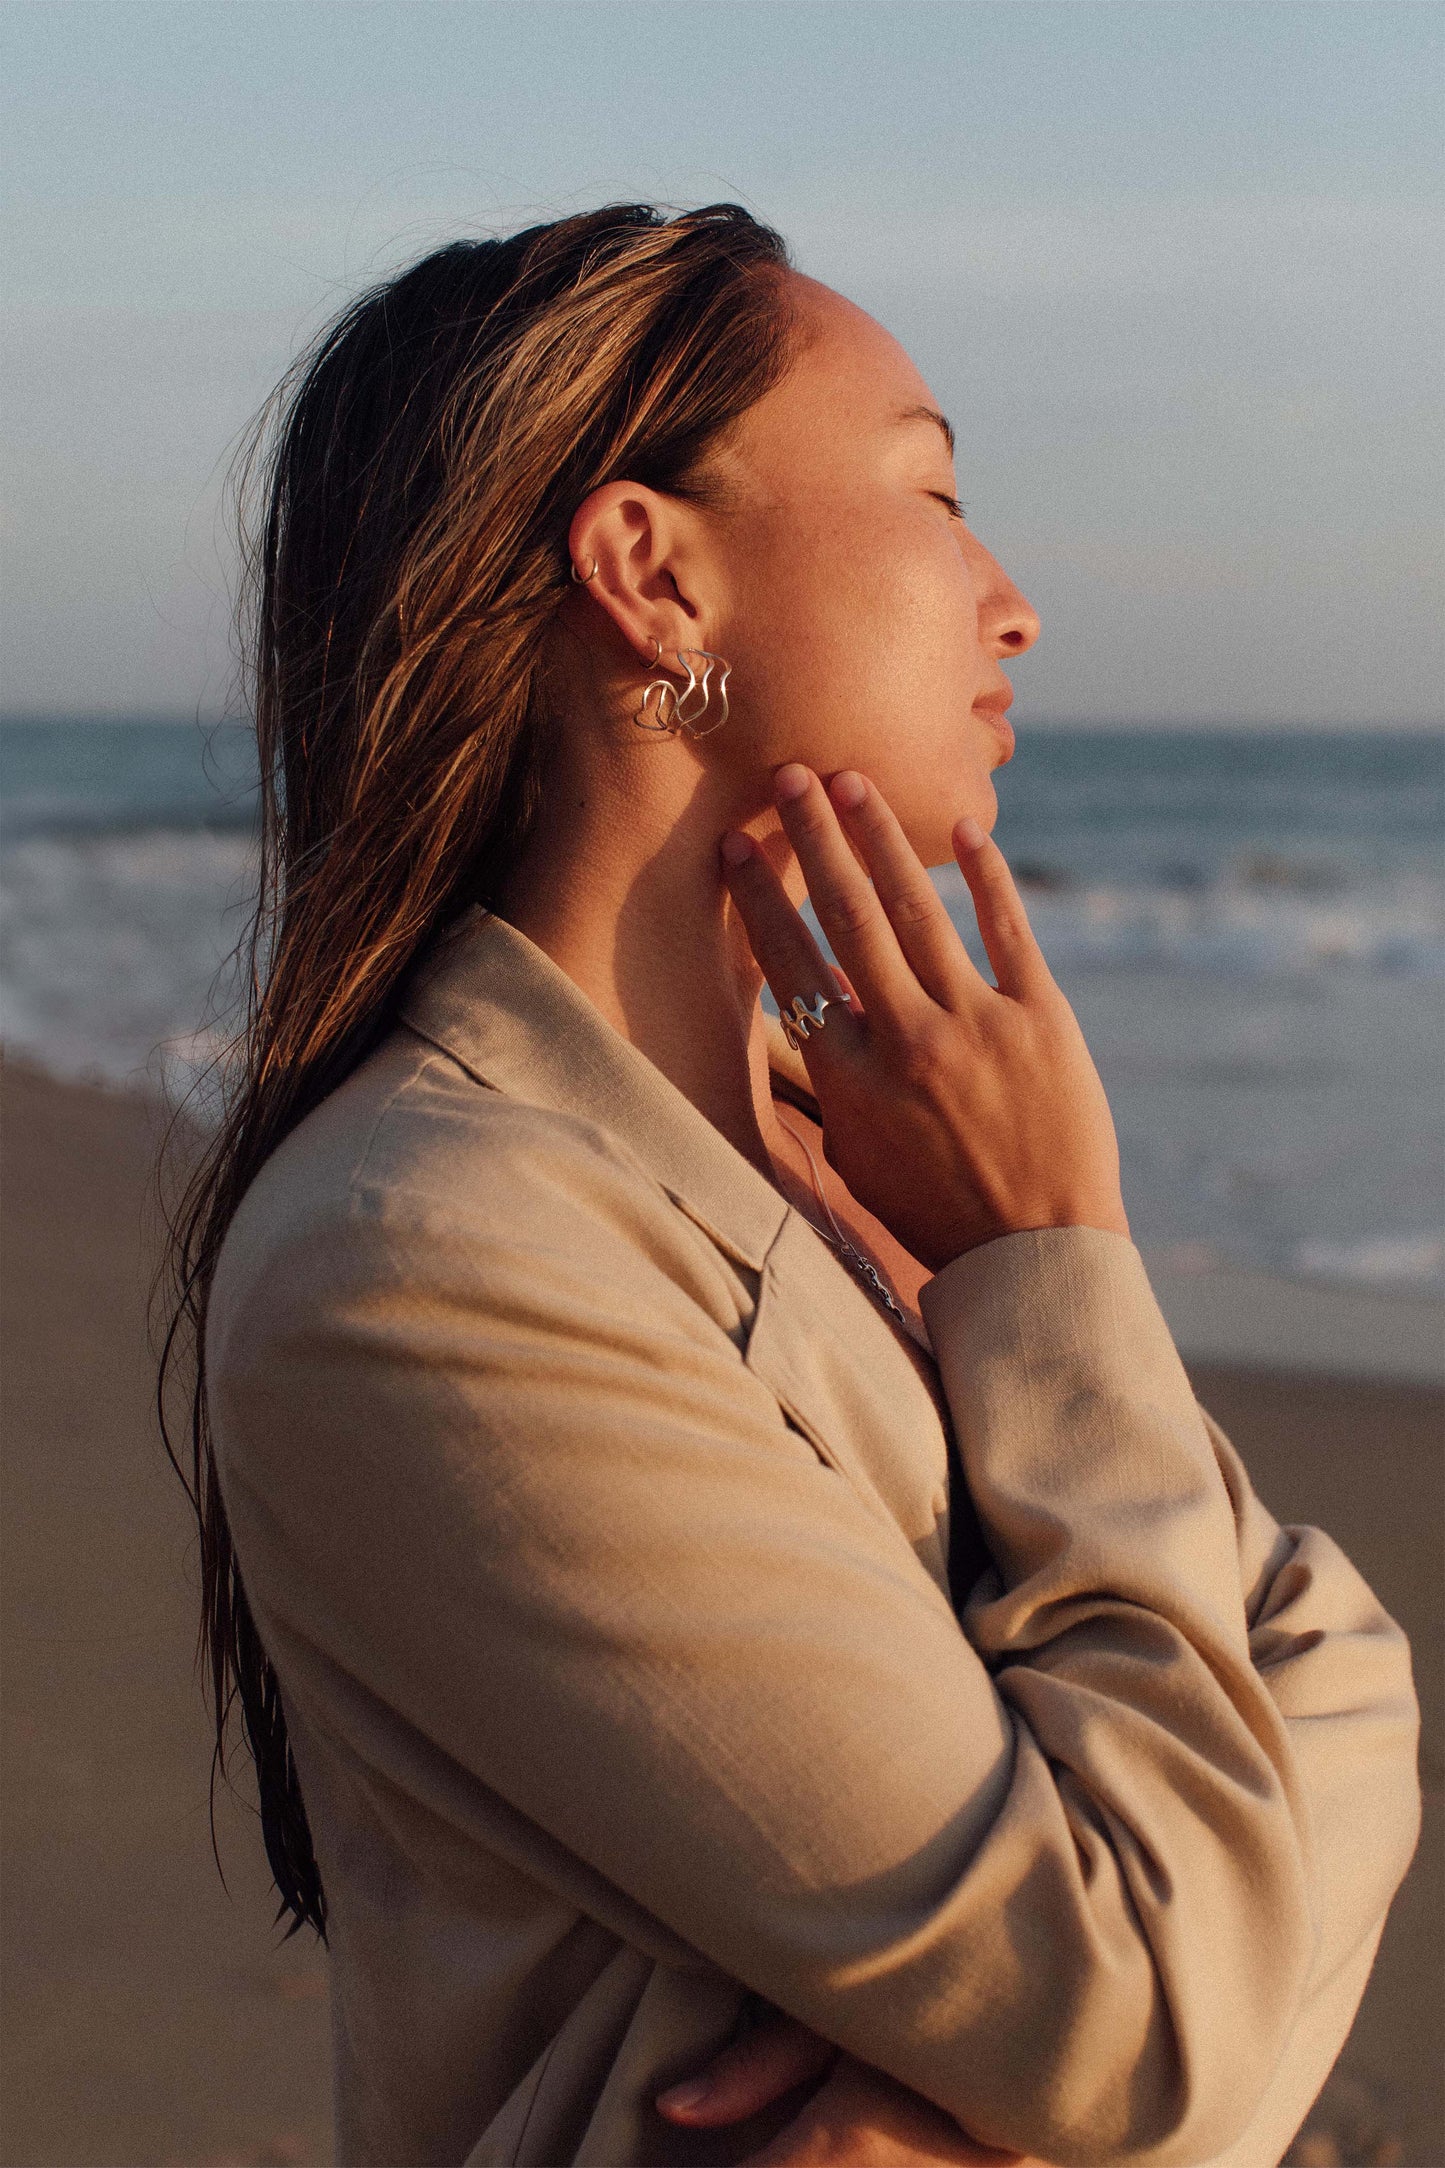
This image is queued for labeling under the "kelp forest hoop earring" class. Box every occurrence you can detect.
[631,644,734,739]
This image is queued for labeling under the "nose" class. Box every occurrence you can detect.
[970,536,1041,658]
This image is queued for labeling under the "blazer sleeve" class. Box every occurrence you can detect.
[1182,1407,1421,2168]
[210,1104,1322,2168]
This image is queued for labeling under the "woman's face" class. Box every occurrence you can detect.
[709,274,1040,867]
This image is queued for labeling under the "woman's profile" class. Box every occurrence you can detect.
[160,202,1420,2167]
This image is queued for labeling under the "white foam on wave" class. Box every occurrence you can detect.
[932,864,1445,980]
[0,827,256,1111]
[1292,1231,1445,1290]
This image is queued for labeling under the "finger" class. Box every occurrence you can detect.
[827,960,862,1014]
[655,2012,835,2126]
[721,831,864,1065]
[952,818,1055,1002]
[771,765,927,1023]
[744,2055,1031,2166]
[826,769,986,1009]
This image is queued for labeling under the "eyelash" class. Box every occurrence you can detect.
[933,492,968,522]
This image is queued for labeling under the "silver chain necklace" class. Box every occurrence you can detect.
[772,1106,910,1325]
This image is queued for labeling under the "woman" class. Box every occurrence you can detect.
[164,203,1419,2167]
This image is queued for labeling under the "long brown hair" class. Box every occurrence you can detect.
[156,202,802,1942]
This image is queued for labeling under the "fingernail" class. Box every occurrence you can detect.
[720,830,753,866]
[656,2079,710,2113]
[956,816,986,851]
[774,763,809,802]
[829,770,866,810]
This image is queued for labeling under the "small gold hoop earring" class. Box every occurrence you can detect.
[570,557,599,584]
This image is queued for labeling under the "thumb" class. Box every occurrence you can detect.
[655,2010,836,2126]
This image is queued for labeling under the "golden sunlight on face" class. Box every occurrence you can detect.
[714,273,1040,866]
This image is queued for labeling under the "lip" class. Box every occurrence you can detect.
[974,698,1015,764]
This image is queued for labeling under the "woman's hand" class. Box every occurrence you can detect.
[655,2005,1031,2164]
[721,766,1129,1273]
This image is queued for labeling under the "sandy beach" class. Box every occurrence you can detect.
[1,1056,1439,2168]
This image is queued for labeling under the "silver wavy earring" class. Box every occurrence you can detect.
[671,649,732,737]
[630,645,733,738]
[631,638,679,734]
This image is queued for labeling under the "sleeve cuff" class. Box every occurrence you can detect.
[918,1224,1191,1419]
[917,1225,1239,1614]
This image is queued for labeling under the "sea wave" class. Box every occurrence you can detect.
[0,827,256,1101]
[1291,1231,1445,1290]
[936,860,1445,979]
[0,798,260,842]
[4,821,1441,1298]
[5,828,1442,1097]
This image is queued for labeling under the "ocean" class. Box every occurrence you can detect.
[2,718,1442,1297]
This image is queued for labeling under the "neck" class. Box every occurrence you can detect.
[492,736,786,1182]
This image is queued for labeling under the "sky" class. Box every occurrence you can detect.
[1,0,1441,727]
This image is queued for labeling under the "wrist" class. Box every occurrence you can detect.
[935,1203,1131,1270]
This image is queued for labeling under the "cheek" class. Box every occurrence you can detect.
[820,527,983,793]
[853,538,978,711]
[739,511,977,729]
[724,510,988,865]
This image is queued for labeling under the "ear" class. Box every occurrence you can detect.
[566,480,708,662]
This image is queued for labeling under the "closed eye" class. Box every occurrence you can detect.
[932,492,968,521]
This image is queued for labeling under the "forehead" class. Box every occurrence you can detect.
[728,273,948,479]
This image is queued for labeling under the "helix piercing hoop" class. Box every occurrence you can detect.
[570,557,599,583]
[631,647,733,738]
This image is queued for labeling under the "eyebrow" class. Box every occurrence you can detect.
[894,402,956,459]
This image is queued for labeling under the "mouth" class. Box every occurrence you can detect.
[973,692,1015,764]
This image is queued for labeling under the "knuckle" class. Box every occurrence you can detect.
[884,883,944,931]
[818,888,877,940]
[1024,960,1065,1004]
[895,1021,946,1092]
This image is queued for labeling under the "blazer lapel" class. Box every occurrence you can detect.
[398,906,959,1597]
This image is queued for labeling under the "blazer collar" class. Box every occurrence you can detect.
[397,905,820,1275]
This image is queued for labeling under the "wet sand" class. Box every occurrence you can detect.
[1,1057,1439,2167]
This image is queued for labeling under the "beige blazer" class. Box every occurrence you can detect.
[207,905,1420,2168]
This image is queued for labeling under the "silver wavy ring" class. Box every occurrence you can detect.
[780,989,851,1051]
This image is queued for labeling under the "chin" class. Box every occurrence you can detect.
[921,780,998,867]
